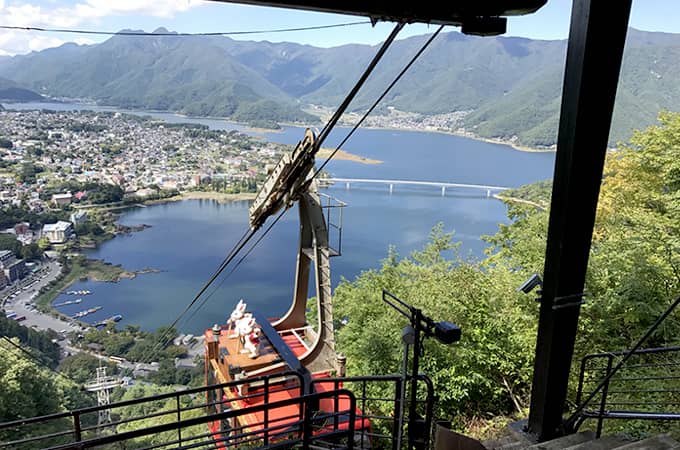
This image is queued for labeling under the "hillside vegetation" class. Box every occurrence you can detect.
[333,112,680,434]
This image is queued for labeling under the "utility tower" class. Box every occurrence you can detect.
[84,367,121,431]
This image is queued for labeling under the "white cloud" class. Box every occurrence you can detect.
[72,0,199,20]
[0,30,78,55]
[73,37,96,46]
[0,0,203,55]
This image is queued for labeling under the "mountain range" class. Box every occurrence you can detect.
[0,27,679,147]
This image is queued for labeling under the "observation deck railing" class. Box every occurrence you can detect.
[0,371,435,450]
[567,295,680,437]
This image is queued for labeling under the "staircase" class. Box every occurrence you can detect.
[484,430,680,450]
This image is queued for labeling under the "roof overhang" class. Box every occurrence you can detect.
[209,1,548,35]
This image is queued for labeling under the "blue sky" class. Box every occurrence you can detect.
[0,0,679,55]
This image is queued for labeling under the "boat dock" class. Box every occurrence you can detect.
[72,306,102,319]
[53,298,83,307]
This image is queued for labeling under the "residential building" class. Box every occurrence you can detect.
[13,222,30,235]
[52,192,73,206]
[70,211,88,226]
[0,250,13,266]
[0,270,7,289]
[43,221,73,244]
[3,259,26,283]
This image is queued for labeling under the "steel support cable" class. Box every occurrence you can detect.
[173,24,406,330]
[566,294,680,430]
[181,209,288,328]
[0,21,371,37]
[315,22,405,148]
[138,227,255,364]
[312,25,445,180]
[143,23,405,360]
[153,23,405,337]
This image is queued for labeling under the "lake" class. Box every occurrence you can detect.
[7,102,555,333]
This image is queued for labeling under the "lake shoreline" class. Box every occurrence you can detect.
[144,191,257,205]
[342,124,556,153]
[7,100,555,154]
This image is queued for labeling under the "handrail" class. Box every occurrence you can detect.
[312,373,436,450]
[0,372,431,450]
[45,389,356,450]
[566,294,680,432]
[0,371,305,449]
[0,370,303,432]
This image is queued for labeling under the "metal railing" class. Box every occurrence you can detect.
[567,295,680,436]
[0,372,435,450]
[319,192,346,257]
[311,374,436,450]
[571,345,680,436]
[0,371,313,449]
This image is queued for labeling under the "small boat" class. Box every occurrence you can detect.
[94,314,123,328]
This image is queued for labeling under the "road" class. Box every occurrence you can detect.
[2,259,196,373]
[1,260,81,334]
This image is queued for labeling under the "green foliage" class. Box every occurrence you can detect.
[79,324,182,369]
[112,384,207,448]
[0,316,60,367]
[58,353,116,384]
[15,162,43,184]
[335,112,680,435]
[582,111,680,350]
[20,242,43,261]
[0,204,67,229]
[247,119,282,130]
[42,181,124,204]
[0,338,93,447]
[0,234,21,258]
[75,221,105,236]
[146,359,199,386]
[335,224,536,423]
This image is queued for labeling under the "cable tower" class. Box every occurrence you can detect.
[84,366,120,431]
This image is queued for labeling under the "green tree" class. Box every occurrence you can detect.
[0,234,21,258]
[20,242,43,261]
[334,225,536,424]
[0,339,93,447]
[59,353,116,384]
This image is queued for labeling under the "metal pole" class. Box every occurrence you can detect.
[396,338,410,450]
[596,355,614,438]
[527,0,632,440]
[409,310,423,450]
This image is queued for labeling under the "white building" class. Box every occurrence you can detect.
[52,192,73,206]
[43,221,73,244]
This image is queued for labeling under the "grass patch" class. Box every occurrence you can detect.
[35,256,127,313]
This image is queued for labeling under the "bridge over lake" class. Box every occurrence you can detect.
[324,178,510,197]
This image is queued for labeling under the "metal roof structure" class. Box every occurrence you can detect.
[213,0,547,35]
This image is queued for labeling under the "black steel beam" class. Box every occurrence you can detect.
[527,0,632,441]
[210,1,546,27]
[252,311,313,391]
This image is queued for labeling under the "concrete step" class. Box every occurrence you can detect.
[497,442,527,450]
[483,435,522,450]
[525,431,596,450]
[612,434,679,450]
[563,434,633,450]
